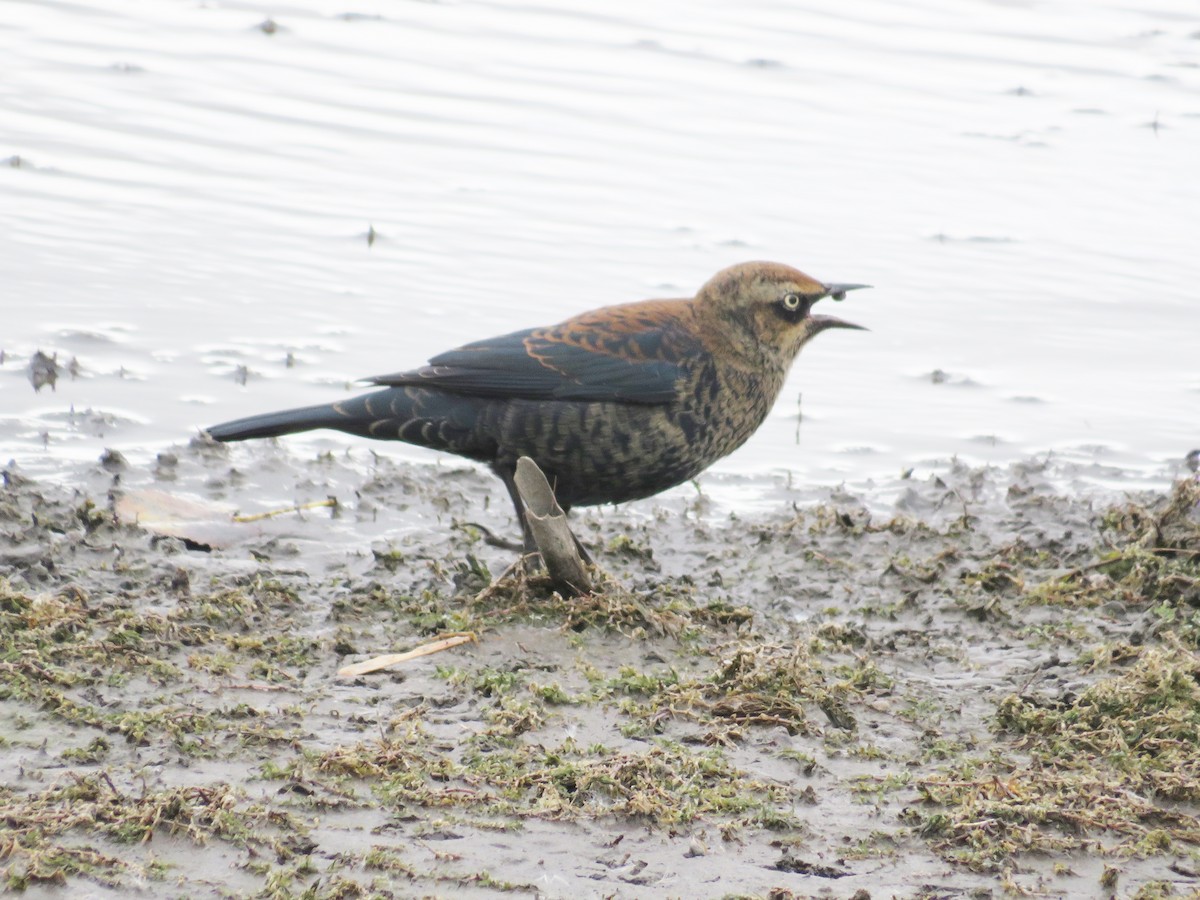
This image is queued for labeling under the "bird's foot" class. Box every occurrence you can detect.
[457,521,525,553]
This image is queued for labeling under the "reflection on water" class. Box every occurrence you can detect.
[2,0,1197,497]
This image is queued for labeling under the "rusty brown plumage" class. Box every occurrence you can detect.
[205,261,868,543]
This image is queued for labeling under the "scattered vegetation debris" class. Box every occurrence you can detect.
[2,460,1197,894]
[770,853,850,877]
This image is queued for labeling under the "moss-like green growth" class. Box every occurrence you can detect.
[1,776,307,889]
[910,638,1200,870]
[1027,479,1200,640]
[318,733,797,831]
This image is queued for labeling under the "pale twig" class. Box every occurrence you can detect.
[337,632,477,677]
[233,497,337,523]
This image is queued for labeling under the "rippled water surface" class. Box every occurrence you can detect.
[3,0,1198,498]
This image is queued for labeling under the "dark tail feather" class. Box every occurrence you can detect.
[205,403,347,442]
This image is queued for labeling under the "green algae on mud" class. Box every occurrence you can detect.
[908,478,1200,874]
[1,450,1198,897]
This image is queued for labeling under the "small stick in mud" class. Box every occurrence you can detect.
[233,497,338,523]
[472,555,533,604]
[514,456,593,596]
[337,632,477,677]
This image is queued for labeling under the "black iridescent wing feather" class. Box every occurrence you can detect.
[368,302,698,404]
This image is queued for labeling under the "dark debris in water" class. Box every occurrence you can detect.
[27,350,61,392]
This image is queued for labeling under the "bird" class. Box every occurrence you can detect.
[205,261,868,548]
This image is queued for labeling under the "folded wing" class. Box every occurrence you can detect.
[368,302,696,405]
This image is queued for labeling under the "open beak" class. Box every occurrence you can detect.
[810,282,870,332]
[822,282,871,302]
[808,314,867,333]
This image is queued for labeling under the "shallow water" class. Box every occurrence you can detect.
[3,0,1197,498]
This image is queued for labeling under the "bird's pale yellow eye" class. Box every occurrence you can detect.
[781,292,802,311]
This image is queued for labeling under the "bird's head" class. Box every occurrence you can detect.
[693,261,869,370]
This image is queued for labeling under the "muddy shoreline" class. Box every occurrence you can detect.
[1,443,1198,899]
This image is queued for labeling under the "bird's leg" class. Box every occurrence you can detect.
[499,467,538,555]
[457,521,523,552]
[574,536,594,566]
[498,466,594,566]
[564,507,594,566]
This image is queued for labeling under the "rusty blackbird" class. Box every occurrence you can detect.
[205,261,867,542]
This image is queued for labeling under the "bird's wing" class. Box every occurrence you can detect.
[367,300,697,405]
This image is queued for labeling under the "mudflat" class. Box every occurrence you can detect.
[1,444,1197,898]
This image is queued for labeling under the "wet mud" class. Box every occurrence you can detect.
[1,443,1198,899]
